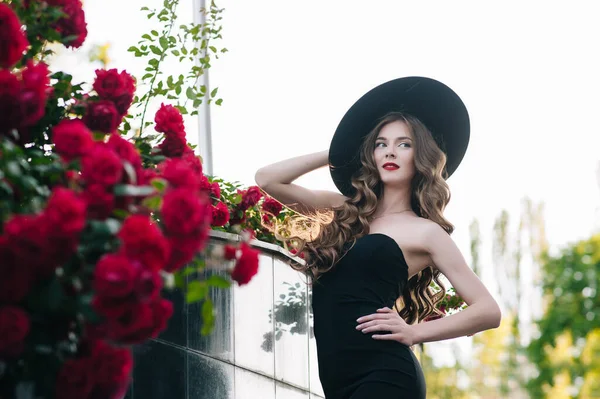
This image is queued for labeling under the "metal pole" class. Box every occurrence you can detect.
[193,0,214,176]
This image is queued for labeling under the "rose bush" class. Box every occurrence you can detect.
[0,1,290,398]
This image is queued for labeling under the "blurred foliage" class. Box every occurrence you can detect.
[526,234,600,398]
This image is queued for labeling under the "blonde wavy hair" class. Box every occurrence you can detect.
[272,112,454,324]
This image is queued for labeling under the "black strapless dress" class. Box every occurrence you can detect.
[312,233,426,399]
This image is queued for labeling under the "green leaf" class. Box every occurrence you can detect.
[201,298,215,336]
[174,271,186,289]
[186,280,208,303]
[150,178,168,193]
[150,45,162,55]
[185,87,196,100]
[141,195,162,211]
[206,275,231,289]
[112,209,129,219]
[215,99,223,106]
[151,30,159,36]
[159,37,169,50]
[210,87,218,98]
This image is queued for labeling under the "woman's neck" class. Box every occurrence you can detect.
[376,185,413,215]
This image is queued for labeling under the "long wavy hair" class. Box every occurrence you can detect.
[275,112,454,324]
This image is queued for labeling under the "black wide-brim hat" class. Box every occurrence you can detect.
[329,76,470,196]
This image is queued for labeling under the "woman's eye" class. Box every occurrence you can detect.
[375,142,386,148]
[399,142,411,148]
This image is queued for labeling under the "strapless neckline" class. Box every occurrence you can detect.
[356,233,406,262]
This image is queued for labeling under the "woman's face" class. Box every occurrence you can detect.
[373,120,416,187]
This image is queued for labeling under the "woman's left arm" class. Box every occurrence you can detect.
[410,222,502,344]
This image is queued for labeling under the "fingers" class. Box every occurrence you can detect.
[356,308,396,323]
[372,334,398,341]
[356,313,391,323]
[357,322,393,334]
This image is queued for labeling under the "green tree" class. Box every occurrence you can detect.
[526,234,600,398]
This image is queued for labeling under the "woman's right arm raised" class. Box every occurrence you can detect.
[254,150,346,214]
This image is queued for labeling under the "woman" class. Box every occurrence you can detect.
[255,77,501,398]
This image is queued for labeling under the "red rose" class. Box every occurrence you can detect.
[164,235,206,272]
[91,340,133,383]
[106,298,173,345]
[0,237,33,304]
[211,201,229,227]
[288,248,305,259]
[230,243,259,285]
[3,214,54,274]
[44,187,87,238]
[93,253,137,299]
[88,340,132,398]
[240,186,262,210]
[92,69,135,116]
[18,61,50,128]
[138,167,160,186]
[92,295,134,320]
[84,184,115,219]
[55,358,94,399]
[48,0,88,48]
[0,70,20,131]
[118,215,170,271]
[17,88,46,128]
[0,4,29,69]
[262,196,283,216]
[107,133,142,182]
[261,213,273,229]
[161,188,211,236]
[135,269,162,301]
[199,175,211,193]
[210,182,221,200]
[21,60,50,92]
[181,150,202,175]
[81,143,123,186]
[83,100,121,133]
[52,118,94,162]
[159,157,201,190]
[107,133,141,165]
[158,133,188,157]
[0,306,30,357]
[224,244,237,260]
[154,103,185,135]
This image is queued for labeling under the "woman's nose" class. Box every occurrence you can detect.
[385,148,397,158]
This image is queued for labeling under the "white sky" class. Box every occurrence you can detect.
[61,0,600,259]
[56,0,600,365]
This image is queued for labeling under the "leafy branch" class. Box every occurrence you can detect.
[124,0,227,136]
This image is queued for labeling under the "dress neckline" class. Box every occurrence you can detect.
[363,233,406,258]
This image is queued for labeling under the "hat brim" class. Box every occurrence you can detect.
[329,76,470,197]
